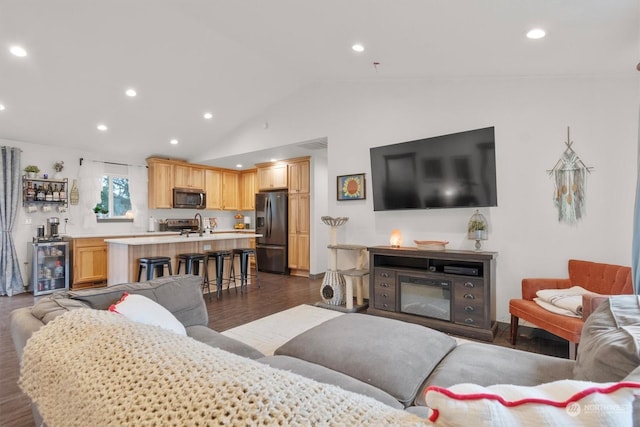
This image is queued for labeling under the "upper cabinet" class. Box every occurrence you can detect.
[173,163,205,189]
[288,159,310,194]
[205,169,222,210]
[239,170,257,211]
[147,158,174,209]
[221,171,239,210]
[257,163,288,191]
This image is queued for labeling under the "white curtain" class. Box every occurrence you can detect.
[78,161,104,229]
[0,146,25,295]
[128,164,148,228]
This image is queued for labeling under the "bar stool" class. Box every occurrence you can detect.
[137,256,173,282]
[176,253,205,275]
[204,250,232,300]
[229,248,260,293]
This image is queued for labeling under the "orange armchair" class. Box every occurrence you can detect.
[509,259,632,359]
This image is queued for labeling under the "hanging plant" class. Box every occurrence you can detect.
[54,161,64,173]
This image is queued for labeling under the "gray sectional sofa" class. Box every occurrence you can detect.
[11,275,640,425]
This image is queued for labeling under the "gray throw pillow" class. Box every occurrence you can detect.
[574,295,640,382]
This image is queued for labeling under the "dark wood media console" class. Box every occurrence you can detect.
[367,246,498,341]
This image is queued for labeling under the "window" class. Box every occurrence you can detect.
[97,173,133,219]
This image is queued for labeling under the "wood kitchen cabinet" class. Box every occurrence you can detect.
[287,157,310,276]
[257,163,288,190]
[221,171,239,210]
[239,169,257,211]
[288,159,310,193]
[288,192,310,275]
[174,164,205,189]
[71,238,108,289]
[205,169,223,210]
[147,158,174,209]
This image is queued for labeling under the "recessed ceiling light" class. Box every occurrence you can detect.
[170,139,179,145]
[96,124,108,131]
[270,158,277,162]
[125,88,137,97]
[526,28,546,39]
[10,46,27,57]
[0,104,5,111]
[352,43,365,53]
[203,112,213,120]
[236,164,243,168]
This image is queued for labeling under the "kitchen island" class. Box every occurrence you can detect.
[105,233,261,285]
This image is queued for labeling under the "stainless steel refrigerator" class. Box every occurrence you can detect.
[255,191,289,274]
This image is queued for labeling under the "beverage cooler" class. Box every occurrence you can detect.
[28,241,69,296]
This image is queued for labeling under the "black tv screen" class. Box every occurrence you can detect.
[369,127,497,211]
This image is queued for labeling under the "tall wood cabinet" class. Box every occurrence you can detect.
[288,158,310,276]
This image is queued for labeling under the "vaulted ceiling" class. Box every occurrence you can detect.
[0,0,638,167]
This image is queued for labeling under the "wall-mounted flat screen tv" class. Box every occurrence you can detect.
[369,127,497,211]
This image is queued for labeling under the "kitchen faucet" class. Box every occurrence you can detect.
[194,213,203,236]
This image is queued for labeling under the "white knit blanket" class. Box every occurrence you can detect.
[19,309,429,426]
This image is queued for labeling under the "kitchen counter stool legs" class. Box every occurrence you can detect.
[204,250,232,300]
[177,253,207,298]
[229,248,260,293]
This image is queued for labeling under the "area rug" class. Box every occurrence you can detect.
[221,304,344,355]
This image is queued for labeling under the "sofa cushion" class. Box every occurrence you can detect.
[31,294,89,324]
[259,355,404,409]
[68,275,207,327]
[424,379,640,427]
[416,342,575,405]
[274,313,456,406]
[185,325,264,360]
[109,292,187,336]
[574,295,640,382]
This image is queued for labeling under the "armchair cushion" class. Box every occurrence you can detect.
[509,259,632,346]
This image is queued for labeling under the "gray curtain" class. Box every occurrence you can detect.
[634,107,640,294]
[0,146,24,295]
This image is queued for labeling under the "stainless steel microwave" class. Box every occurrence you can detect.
[173,188,206,209]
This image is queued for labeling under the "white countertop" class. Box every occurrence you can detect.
[104,233,262,245]
[64,229,256,239]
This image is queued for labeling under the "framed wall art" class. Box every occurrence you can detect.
[337,173,366,201]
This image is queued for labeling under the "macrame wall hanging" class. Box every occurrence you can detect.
[547,127,594,224]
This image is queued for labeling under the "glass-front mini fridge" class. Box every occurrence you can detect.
[29,241,69,296]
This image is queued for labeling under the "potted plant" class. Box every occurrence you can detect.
[467,210,488,241]
[53,161,64,179]
[24,165,40,179]
[93,203,109,219]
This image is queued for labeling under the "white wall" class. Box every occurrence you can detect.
[214,74,639,322]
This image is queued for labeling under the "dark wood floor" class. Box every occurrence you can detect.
[0,272,567,427]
